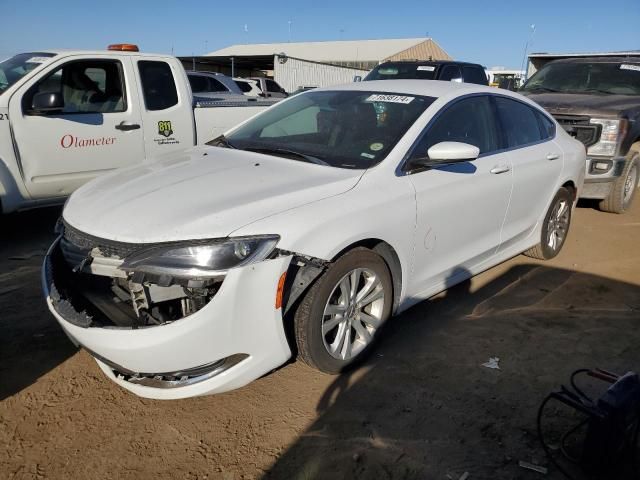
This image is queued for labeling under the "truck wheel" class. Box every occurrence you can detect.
[294,247,393,374]
[524,187,573,260]
[599,152,639,214]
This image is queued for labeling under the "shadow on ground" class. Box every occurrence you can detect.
[265,264,640,480]
[0,207,77,400]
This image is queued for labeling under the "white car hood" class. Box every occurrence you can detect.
[63,147,364,243]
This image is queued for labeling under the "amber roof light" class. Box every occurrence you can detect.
[107,44,139,52]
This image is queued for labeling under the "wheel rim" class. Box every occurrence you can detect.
[546,198,570,252]
[321,268,385,360]
[623,164,638,207]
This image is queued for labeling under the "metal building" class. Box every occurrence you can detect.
[184,37,451,92]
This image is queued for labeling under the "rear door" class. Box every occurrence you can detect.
[494,96,563,251]
[135,57,194,157]
[8,54,145,199]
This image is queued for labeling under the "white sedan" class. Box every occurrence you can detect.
[43,80,586,399]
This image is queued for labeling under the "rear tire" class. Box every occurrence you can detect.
[524,187,573,260]
[294,247,393,374]
[599,152,639,214]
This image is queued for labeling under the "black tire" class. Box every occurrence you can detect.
[524,187,573,260]
[294,247,393,374]
[599,151,639,214]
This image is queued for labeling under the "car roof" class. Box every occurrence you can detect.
[548,56,640,64]
[316,79,498,97]
[377,60,485,68]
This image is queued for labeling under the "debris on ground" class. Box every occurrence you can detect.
[518,460,548,474]
[481,357,500,370]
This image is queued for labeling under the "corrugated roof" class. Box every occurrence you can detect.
[384,40,451,61]
[206,38,446,62]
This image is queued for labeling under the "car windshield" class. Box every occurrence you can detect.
[224,90,435,169]
[365,63,438,81]
[521,61,640,95]
[0,52,56,96]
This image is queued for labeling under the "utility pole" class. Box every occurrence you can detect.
[519,24,536,82]
[288,20,292,42]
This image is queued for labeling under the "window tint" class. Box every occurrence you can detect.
[439,65,462,82]
[463,66,488,85]
[412,95,498,157]
[25,60,125,114]
[138,61,178,111]
[235,80,252,93]
[188,74,208,93]
[266,79,282,92]
[209,77,228,92]
[536,111,556,139]
[495,97,543,147]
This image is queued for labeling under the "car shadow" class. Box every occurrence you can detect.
[0,206,78,400]
[264,264,640,479]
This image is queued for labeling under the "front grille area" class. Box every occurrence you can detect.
[63,221,148,259]
[553,114,601,148]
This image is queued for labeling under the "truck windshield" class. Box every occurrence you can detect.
[364,63,437,81]
[224,90,435,169]
[0,53,56,96]
[521,61,640,95]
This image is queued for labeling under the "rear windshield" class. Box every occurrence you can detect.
[365,63,437,81]
[0,52,56,96]
[522,61,640,95]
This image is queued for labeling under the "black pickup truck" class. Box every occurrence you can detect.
[520,56,640,213]
[363,60,488,85]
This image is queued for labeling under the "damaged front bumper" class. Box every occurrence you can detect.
[42,235,293,399]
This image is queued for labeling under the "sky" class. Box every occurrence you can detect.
[2,0,639,69]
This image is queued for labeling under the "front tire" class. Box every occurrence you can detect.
[294,247,393,374]
[524,187,573,260]
[599,152,639,214]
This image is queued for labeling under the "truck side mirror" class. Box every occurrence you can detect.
[31,92,64,114]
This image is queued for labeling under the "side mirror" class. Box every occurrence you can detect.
[31,92,64,114]
[353,75,362,82]
[407,141,480,170]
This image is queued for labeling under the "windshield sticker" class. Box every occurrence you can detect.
[365,94,414,104]
[417,65,436,71]
[25,57,50,64]
[360,152,375,159]
[620,64,640,72]
[369,142,384,151]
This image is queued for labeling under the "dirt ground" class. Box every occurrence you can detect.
[1,199,639,480]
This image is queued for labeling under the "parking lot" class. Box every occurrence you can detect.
[0,199,637,479]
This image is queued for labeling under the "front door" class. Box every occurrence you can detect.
[9,55,145,199]
[405,95,513,297]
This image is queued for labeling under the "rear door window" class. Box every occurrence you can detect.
[463,66,488,85]
[494,97,544,148]
[439,65,462,82]
[138,61,178,111]
[536,111,556,139]
[266,79,282,93]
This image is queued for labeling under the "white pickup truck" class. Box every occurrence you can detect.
[0,45,275,213]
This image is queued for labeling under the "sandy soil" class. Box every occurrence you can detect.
[1,199,639,480]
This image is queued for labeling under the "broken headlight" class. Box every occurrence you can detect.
[120,235,279,278]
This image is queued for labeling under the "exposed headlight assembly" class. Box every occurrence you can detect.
[120,235,279,278]
[587,118,627,157]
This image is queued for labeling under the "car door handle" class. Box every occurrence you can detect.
[115,121,141,131]
[546,153,560,161]
[490,165,511,174]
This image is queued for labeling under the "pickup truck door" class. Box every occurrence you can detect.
[8,54,145,199]
[133,56,194,156]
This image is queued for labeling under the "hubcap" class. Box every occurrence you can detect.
[623,164,638,206]
[547,199,570,251]
[321,268,385,360]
